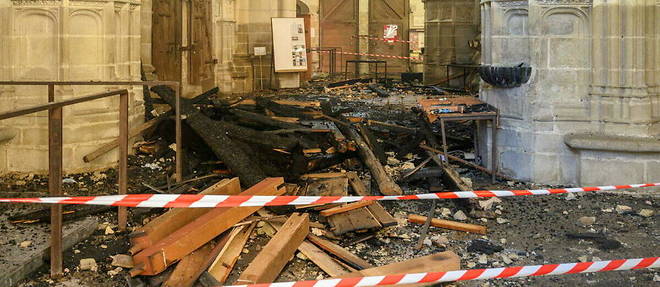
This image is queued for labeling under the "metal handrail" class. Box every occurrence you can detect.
[0,89,128,120]
[0,80,181,277]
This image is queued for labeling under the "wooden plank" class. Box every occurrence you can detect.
[366,204,397,227]
[162,243,215,287]
[207,223,257,283]
[339,252,460,286]
[320,201,375,217]
[408,214,487,234]
[346,172,397,227]
[267,217,349,277]
[307,234,374,270]
[129,178,241,254]
[131,178,285,276]
[188,232,232,287]
[298,241,349,277]
[305,177,349,196]
[300,172,347,180]
[237,213,310,284]
[327,208,381,235]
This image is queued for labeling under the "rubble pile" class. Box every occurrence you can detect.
[1,78,657,287]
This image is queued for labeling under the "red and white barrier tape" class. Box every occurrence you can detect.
[318,50,421,61]
[353,35,416,44]
[224,257,659,287]
[0,183,657,208]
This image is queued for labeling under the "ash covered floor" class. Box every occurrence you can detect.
[1,78,657,287]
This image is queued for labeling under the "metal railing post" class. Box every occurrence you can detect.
[175,84,183,182]
[47,84,63,276]
[118,90,129,230]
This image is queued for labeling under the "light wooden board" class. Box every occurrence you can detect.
[307,234,373,270]
[162,243,215,287]
[207,223,257,283]
[237,213,309,284]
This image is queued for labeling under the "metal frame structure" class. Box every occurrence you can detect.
[0,80,182,277]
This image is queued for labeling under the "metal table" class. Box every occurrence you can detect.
[345,59,388,83]
[418,97,499,183]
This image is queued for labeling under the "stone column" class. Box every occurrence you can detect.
[589,0,658,136]
[141,0,156,80]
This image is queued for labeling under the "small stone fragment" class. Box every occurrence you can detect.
[108,267,123,276]
[431,235,449,247]
[501,255,512,264]
[638,209,654,218]
[296,252,308,260]
[387,157,400,165]
[615,205,632,214]
[453,210,468,221]
[111,254,134,268]
[478,254,488,264]
[578,216,596,226]
[19,240,32,248]
[80,258,98,272]
[105,226,115,235]
[423,238,433,247]
[466,261,476,268]
[242,248,249,254]
[578,256,588,263]
[478,197,502,210]
[565,193,576,200]
[440,208,452,217]
[496,218,509,224]
[100,244,108,249]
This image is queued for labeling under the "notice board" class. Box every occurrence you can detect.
[272,17,308,73]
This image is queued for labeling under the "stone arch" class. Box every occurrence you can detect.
[296,0,310,16]
[14,9,59,80]
[539,7,590,69]
[540,7,589,36]
[68,9,104,80]
[504,8,528,36]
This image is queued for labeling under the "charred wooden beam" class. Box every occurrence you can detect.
[151,85,267,186]
[255,97,322,119]
[358,124,387,165]
[339,123,403,196]
[230,108,306,130]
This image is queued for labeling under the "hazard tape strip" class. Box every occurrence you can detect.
[0,183,657,208]
[353,35,416,44]
[224,257,659,287]
[318,50,421,61]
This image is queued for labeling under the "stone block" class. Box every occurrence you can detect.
[646,161,660,182]
[500,150,532,181]
[6,147,48,172]
[19,127,48,146]
[533,132,568,153]
[558,153,579,184]
[532,154,559,184]
[580,158,645,186]
[63,121,120,144]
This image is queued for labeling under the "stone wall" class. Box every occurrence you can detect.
[0,0,144,174]
[479,0,659,185]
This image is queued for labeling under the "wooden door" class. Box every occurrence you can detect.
[369,0,409,73]
[152,0,182,81]
[320,0,359,74]
[189,0,215,89]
